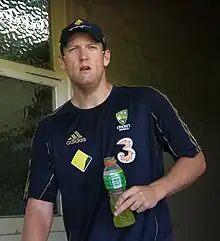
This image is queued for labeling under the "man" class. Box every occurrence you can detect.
[22,18,206,241]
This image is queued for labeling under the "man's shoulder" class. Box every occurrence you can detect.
[115,85,165,100]
[36,100,70,130]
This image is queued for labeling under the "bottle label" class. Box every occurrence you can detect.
[104,170,126,190]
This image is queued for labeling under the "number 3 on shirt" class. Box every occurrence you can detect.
[116,137,136,163]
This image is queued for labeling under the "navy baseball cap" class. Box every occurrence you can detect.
[59,18,107,52]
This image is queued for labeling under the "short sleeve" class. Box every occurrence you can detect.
[24,120,58,203]
[149,87,201,160]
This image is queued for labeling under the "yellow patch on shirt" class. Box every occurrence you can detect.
[71,150,92,172]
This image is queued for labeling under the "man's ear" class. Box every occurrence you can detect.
[59,56,66,70]
[103,49,111,67]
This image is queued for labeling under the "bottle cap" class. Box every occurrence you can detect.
[104,156,117,166]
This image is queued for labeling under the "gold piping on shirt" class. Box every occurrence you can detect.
[151,112,178,157]
[39,173,54,200]
[149,86,201,153]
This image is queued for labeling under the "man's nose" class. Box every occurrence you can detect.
[79,48,88,61]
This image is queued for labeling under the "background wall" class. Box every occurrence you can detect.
[69,1,219,240]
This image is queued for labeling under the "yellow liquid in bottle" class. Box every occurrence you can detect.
[110,197,135,228]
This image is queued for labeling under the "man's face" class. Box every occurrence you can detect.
[61,32,110,88]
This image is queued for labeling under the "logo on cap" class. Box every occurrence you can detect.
[74,19,83,25]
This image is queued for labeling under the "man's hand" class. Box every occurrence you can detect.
[114,152,206,217]
[114,184,166,216]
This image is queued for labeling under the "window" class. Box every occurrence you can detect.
[0,76,53,216]
[0,0,51,69]
[0,0,70,239]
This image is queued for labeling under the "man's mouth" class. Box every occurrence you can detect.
[80,66,91,71]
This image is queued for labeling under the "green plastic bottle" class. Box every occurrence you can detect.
[103,156,135,228]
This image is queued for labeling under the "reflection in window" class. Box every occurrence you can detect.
[0,76,53,216]
[0,0,51,69]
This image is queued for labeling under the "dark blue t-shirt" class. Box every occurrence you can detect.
[27,85,200,241]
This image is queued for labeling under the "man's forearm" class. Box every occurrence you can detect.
[22,212,52,241]
[22,217,51,241]
[150,151,206,199]
[22,199,53,241]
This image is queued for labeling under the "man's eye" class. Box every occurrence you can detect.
[89,45,97,49]
[68,47,76,52]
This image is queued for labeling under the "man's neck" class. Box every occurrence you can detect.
[71,81,113,109]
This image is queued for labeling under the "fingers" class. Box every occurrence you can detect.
[115,186,139,209]
[114,194,137,216]
[114,185,159,216]
[115,194,149,216]
[136,205,147,213]
[130,200,142,211]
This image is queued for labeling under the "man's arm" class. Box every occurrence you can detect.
[22,198,54,241]
[114,151,206,215]
[150,151,206,198]
[22,119,58,240]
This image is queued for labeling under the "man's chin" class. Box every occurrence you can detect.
[74,79,96,89]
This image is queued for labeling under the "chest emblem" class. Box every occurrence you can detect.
[116,109,131,131]
[116,109,128,125]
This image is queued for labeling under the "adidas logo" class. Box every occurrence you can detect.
[66,131,86,145]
